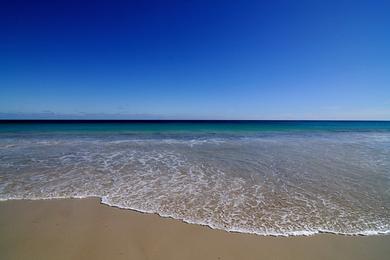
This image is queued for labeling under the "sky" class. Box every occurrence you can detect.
[1,0,389,120]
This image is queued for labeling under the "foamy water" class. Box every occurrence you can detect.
[0,123,390,236]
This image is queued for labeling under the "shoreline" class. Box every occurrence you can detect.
[1,198,389,260]
[1,196,389,237]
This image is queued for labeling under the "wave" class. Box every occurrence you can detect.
[1,131,389,238]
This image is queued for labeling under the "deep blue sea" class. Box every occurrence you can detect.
[1,120,389,236]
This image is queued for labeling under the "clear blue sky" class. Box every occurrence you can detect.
[1,0,389,119]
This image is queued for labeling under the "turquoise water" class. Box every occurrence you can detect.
[0,121,389,236]
[1,120,390,135]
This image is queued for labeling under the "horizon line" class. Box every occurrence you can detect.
[1,119,390,122]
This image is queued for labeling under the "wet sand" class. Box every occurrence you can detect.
[0,198,389,260]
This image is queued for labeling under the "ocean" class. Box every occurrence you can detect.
[0,120,389,236]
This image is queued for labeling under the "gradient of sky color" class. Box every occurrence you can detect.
[1,0,389,119]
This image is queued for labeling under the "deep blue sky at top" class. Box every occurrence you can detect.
[1,0,389,119]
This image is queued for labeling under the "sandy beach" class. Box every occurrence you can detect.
[0,198,388,260]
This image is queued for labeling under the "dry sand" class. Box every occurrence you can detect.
[0,198,389,260]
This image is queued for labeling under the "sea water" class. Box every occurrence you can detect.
[0,120,389,236]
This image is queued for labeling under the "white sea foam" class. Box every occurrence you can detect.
[1,194,389,237]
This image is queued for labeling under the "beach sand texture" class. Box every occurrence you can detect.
[1,198,389,260]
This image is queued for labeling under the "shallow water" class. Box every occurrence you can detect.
[0,121,389,236]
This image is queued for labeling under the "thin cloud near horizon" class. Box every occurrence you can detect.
[1,112,389,121]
